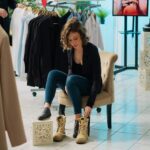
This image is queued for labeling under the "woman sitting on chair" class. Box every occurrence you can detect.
[38,17,102,144]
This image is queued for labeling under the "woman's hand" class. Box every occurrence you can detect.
[0,8,8,18]
[84,106,92,118]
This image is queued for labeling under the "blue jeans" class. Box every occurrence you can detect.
[45,69,91,114]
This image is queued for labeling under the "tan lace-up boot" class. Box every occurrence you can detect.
[53,115,66,142]
[76,117,89,144]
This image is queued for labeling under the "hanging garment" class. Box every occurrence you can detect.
[20,13,37,78]
[85,13,104,50]
[0,25,26,150]
[24,11,71,88]
[10,7,27,75]
[10,7,37,77]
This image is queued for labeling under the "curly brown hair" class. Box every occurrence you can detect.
[60,17,89,50]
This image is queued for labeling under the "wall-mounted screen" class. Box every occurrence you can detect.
[113,0,149,16]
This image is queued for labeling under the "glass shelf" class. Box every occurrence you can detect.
[119,31,141,35]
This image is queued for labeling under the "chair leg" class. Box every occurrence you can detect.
[107,104,112,129]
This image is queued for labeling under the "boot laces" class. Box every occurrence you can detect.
[57,118,65,133]
[79,120,88,135]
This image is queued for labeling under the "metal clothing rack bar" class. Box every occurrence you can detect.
[54,0,103,2]
[80,4,101,20]
[84,4,101,10]
[82,4,101,14]
[48,2,101,11]
[46,3,74,12]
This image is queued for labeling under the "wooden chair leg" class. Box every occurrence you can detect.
[107,104,112,129]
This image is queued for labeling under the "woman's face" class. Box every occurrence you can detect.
[68,32,82,50]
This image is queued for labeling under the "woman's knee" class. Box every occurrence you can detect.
[47,70,60,80]
[66,75,77,90]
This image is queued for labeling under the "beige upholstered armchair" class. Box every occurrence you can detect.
[57,51,118,129]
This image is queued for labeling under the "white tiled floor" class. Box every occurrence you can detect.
[7,70,150,150]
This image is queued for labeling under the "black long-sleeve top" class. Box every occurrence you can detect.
[67,42,102,108]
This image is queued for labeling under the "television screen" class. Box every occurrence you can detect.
[113,0,149,16]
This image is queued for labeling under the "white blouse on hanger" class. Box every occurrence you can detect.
[85,13,104,50]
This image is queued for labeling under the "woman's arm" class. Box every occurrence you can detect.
[86,47,102,107]
[84,46,102,117]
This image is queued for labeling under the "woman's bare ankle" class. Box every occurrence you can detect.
[44,102,50,108]
[75,114,81,120]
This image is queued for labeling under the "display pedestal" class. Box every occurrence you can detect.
[32,120,53,146]
[139,24,150,90]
